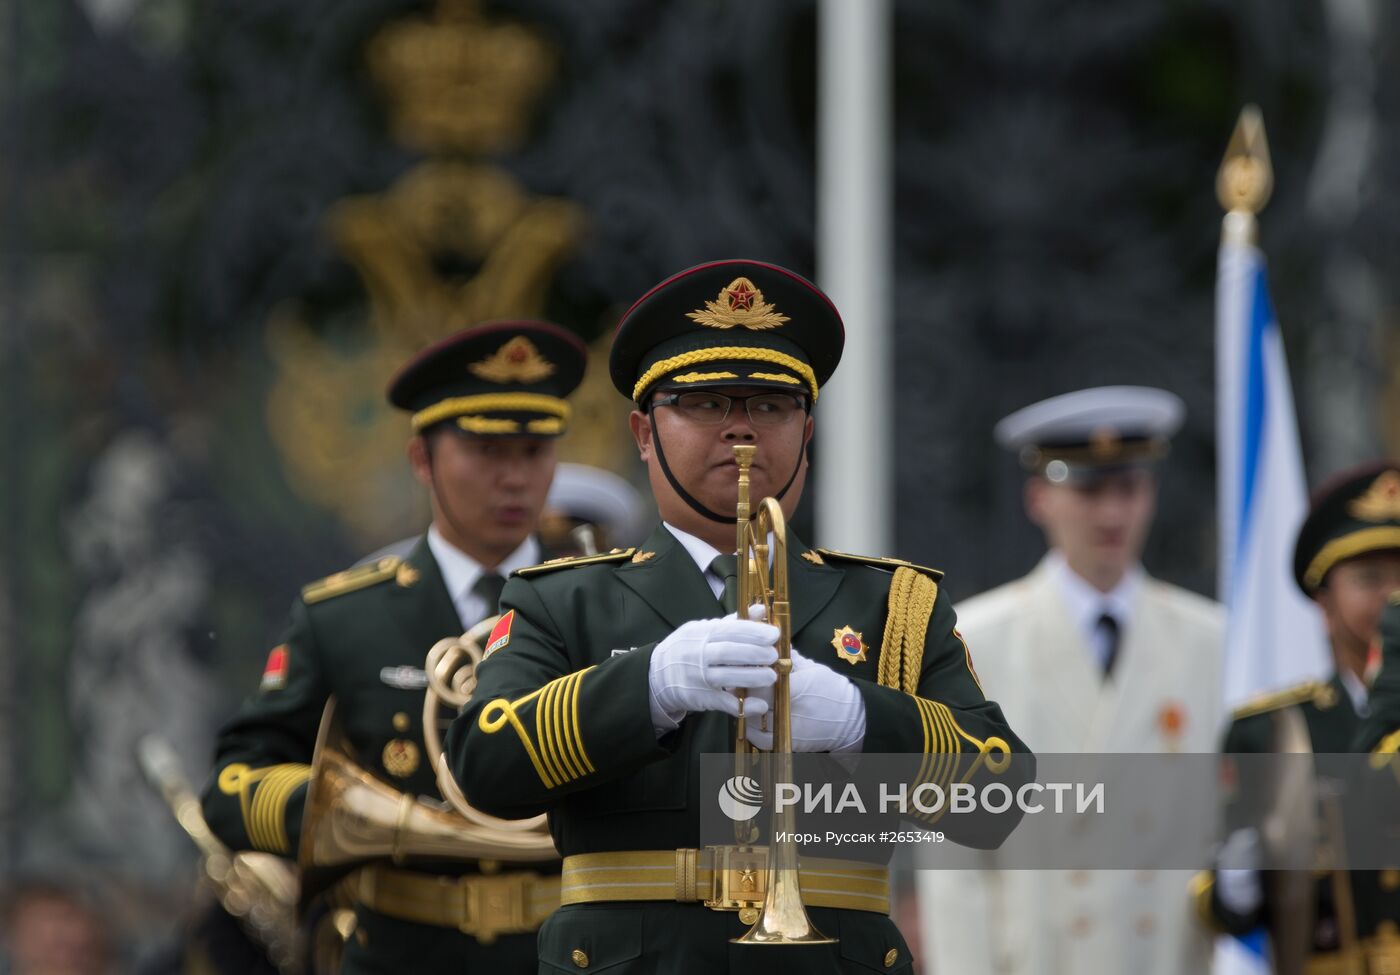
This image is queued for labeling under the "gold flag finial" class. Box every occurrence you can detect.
[1217,105,1273,215]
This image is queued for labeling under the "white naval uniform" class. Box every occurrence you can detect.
[918,554,1224,975]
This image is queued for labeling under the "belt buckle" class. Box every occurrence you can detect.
[703,845,767,912]
[1369,922,1400,975]
[458,872,532,945]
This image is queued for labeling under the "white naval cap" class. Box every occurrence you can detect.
[994,386,1185,484]
[544,463,647,544]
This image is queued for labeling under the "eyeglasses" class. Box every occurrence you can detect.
[651,391,810,427]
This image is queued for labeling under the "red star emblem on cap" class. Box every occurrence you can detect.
[726,281,756,311]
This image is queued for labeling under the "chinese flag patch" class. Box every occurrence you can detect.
[484,610,514,659]
[260,645,289,692]
[953,628,981,686]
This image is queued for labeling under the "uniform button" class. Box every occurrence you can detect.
[1070,870,1089,887]
[1136,915,1157,936]
[479,859,500,875]
[738,907,759,925]
[571,948,589,968]
[356,928,369,947]
[1070,916,1091,937]
[884,948,899,968]
[1382,870,1400,891]
[393,711,411,732]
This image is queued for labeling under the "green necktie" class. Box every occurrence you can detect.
[709,555,739,614]
[472,572,507,622]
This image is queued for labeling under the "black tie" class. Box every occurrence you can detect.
[472,572,506,622]
[1097,612,1121,679]
[709,555,739,614]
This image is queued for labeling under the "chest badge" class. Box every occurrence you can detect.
[382,738,420,778]
[831,626,867,665]
[1158,702,1186,751]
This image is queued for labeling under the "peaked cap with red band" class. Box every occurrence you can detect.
[387,320,588,437]
[1294,459,1400,594]
[609,260,845,404]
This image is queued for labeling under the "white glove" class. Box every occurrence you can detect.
[647,615,779,736]
[745,649,866,753]
[1215,827,1263,915]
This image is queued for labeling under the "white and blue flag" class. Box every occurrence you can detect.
[1213,226,1329,975]
[1216,235,1328,707]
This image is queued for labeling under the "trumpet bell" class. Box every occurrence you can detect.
[297,698,557,911]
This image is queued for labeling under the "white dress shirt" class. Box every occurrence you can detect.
[664,522,728,601]
[1045,550,1143,673]
[1341,668,1370,716]
[426,526,541,627]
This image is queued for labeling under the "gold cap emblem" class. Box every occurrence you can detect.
[1089,427,1122,460]
[469,336,556,384]
[686,276,790,331]
[1350,470,1400,522]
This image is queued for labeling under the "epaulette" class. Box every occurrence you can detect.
[816,549,944,581]
[514,548,636,578]
[1231,680,1336,721]
[302,556,402,605]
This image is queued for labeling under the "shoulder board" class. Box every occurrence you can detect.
[302,557,402,605]
[816,549,944,581]
[514,548,636,578]
[1231,681,1332,721]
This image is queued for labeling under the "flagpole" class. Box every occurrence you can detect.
[815,0,892,554]
[1214,106,1330,701]
[1215,105,1273,607]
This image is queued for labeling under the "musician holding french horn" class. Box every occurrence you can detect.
[200,321,588,974]
[447,259,1033,974]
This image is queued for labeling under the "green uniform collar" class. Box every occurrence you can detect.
[616,524,842,636]
[387,536,472,640]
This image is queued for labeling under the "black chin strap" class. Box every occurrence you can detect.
[649,410,806,525]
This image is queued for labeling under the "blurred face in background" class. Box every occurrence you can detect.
[1025,467,1157,593]
[5,890,112,975]
[1315,551,1400,674]
[409,429,557,568]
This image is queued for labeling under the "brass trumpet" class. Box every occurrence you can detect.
[298,693,557,907]
[730,444,835,946]
[136,735,304,973]
[422,619,553,842]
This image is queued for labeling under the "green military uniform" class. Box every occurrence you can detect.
[443,260,1031,974]
[1197,677,1400,965]
[202,321,590,974]
[1197,461,1400,972]
[203,542,555,973]
[1356,596,1400,755]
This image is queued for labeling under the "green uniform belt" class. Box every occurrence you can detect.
[559,848,891,915]
[353,865,560,944]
